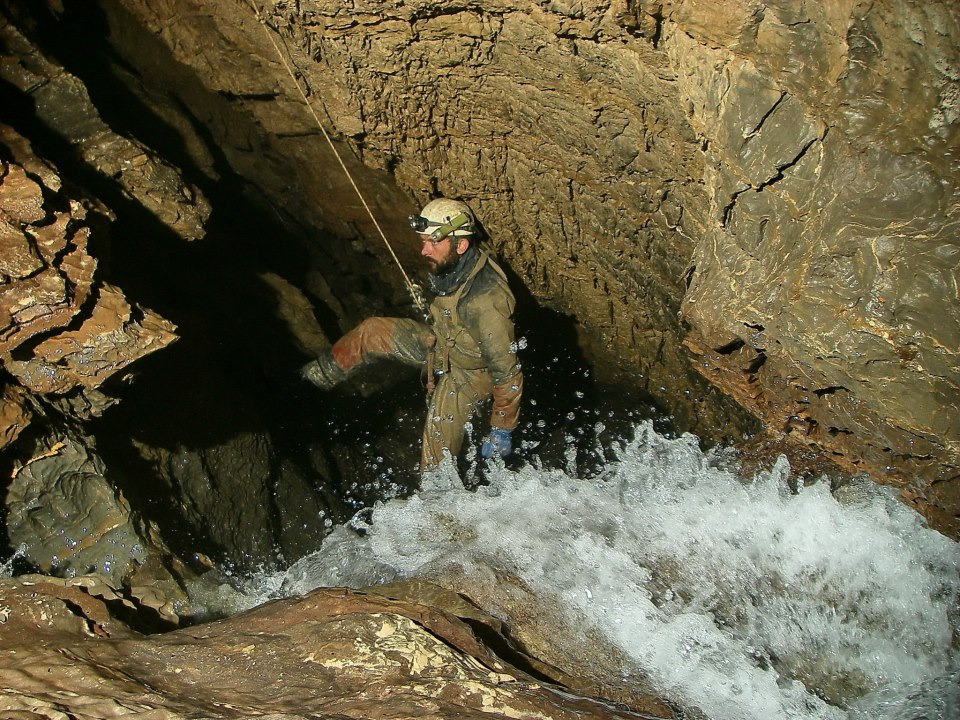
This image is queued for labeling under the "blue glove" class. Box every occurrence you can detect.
[481,428,513,459]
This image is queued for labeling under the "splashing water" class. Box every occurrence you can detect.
[245,422,960,720]
[0,545,26,577]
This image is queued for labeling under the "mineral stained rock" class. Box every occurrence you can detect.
[1,162,205,612]
[0,578,673,720]
[81,0,958,532]
[0,7,197,428]
[669,2,960,532]
[1,12,359,571]
[0,12,209,429]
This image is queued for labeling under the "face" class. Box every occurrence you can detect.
[420,234,466,274]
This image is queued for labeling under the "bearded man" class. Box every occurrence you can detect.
[302,198,523,473]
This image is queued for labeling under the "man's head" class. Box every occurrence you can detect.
[409,199,476,274]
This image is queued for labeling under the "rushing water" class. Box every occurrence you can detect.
[239,421,958,720]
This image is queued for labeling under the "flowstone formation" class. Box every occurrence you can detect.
[0,577,676,719]
[670,2,960,533]
[57,0,956,531]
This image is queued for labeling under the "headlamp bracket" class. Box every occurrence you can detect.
[409,212,470,242]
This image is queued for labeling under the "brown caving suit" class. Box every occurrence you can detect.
[313,249,523,472]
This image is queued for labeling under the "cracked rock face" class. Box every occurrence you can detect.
[0,578,674,719]
[1,10,193,583]
[0,4,956,713]
[76,0,956,531]
[669,1,960,531]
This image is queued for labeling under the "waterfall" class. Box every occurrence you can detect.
[240,421,960,720]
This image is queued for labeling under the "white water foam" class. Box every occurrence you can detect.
[245,422,960,720]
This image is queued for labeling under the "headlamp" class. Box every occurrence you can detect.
[408,213,430,233]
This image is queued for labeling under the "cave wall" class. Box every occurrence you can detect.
[0,13,351,574]
[0,17,209,599]
[87,0,730,434]
[80,0,957,530]
[667,1,959,530]
[0,16,188,450]
[3,1,958,532]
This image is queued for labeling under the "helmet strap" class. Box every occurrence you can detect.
[430,212,470,242]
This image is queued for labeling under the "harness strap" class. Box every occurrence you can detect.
[425,335,437,394]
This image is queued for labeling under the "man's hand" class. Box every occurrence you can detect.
[481,428,513,459]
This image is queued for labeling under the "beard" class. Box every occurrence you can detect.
[426,242,460,275]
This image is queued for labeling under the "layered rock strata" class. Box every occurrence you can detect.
[671,1,960,533]
[3,0,958,559]
[72,0,957,532]
[0,577,675,720]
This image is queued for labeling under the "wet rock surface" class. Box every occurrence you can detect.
[7,429,151,583]
[0,577,673,719]
[670,1,960,534]
[1,14,192,590]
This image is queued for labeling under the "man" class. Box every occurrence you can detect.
[301,198,523,474]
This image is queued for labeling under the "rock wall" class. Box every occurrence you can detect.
[668,1,959,532]
[0,123,182,443]
[85,0,737,434]
[0,4,957,711]
[0,5,433,575]
[3,1,958,533]
[75,0,957,530]
[0,15,211,598]
[0,577,676,719]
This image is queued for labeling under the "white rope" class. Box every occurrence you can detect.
[246,0,425,313]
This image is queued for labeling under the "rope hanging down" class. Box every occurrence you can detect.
[245,0,427,315]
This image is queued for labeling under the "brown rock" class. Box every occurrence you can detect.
[0,381,31,449]
[0,159,97,355]
[0,156,178,397]
[7,431,155,584]
[4,0,959,534]
[36,0,950,530]
[5,282,177,394]
[0,579,671,720]
[0,161,45,224]
[670,2,960,534]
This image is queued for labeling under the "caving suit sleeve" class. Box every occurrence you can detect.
[460,272,524,431]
